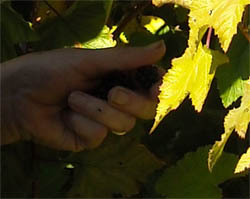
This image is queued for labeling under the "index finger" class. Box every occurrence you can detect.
[77,40,166,77]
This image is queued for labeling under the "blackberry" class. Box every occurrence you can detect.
[134,65,159,90]
[88,65,160,100]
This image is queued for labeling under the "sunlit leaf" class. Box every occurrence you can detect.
[76,25,116,49]
[150,43,228,133]
[118,15,163,44]
[155,146,239,198]
[208,79,250,171]
[216,33,249,108]
[141,16,165,34]
[120,18,146,44]
[153,0,250,53]
[35,0,113,50]
[235,148,250,174]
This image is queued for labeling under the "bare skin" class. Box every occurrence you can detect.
[1,40,166,152]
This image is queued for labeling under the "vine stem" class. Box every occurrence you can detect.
[42,0,81,40]
[113,0,151,40]
[206,27,213,48]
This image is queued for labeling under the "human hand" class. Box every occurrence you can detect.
[1,40,166,151]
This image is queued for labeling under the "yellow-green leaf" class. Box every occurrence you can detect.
[208,79,250,171]
[235,79,250,138]
[150,43,228,133]
[141,16,165,34]
[153,0,250,54]
[235,148,250,174]
[189,0,249,53]
[76,25,116,49]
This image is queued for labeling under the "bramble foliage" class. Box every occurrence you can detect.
[209,79,250,171]
[1,0,249,198]
[235,147,250,174]
[150,0,250,174]
[155,146,239,198]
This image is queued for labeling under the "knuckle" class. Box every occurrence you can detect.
[125,116,136,131]
[86,126,108,149]
[116,116,136,132]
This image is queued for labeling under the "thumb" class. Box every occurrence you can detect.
[75,40,166,77]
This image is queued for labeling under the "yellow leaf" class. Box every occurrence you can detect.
[188,0,249,53]
[150,53,193,133]
[225,79,250,139]
[141,16,165,34]
[153,0,250,54]
[235,147,250,174]
[150,43,228,133]
[208,79,250,171]
[209,0,249,52]
[189,46,212,112]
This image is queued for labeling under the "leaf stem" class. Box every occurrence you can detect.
[206,27,213,48]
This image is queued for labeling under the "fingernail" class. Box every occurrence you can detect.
[110,89,129,105]
[146,40,165,50]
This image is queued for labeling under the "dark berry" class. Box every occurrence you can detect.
[87,65,160,100]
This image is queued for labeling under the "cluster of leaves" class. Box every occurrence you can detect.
[150,0,250,174]
[1,0,249,198]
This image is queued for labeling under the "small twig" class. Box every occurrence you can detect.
[113,0,151,40]
[206,27,213,48]
[42,0,81,40]
[42,0,62,18]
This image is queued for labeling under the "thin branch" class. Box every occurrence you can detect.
[42,0,81,40]
[43,0,62,18]
[113,0,151,40]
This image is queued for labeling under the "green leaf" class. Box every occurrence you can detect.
[1,3,38,62]
[78,25,116,49]
[155,146,239,198]
[216,33,250,108]
[1,142,33,198]
[208,79,250,171]
[38,161,71,198]
[130,31,159,46]
[67,134,164,198]
[35,0,112,50]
